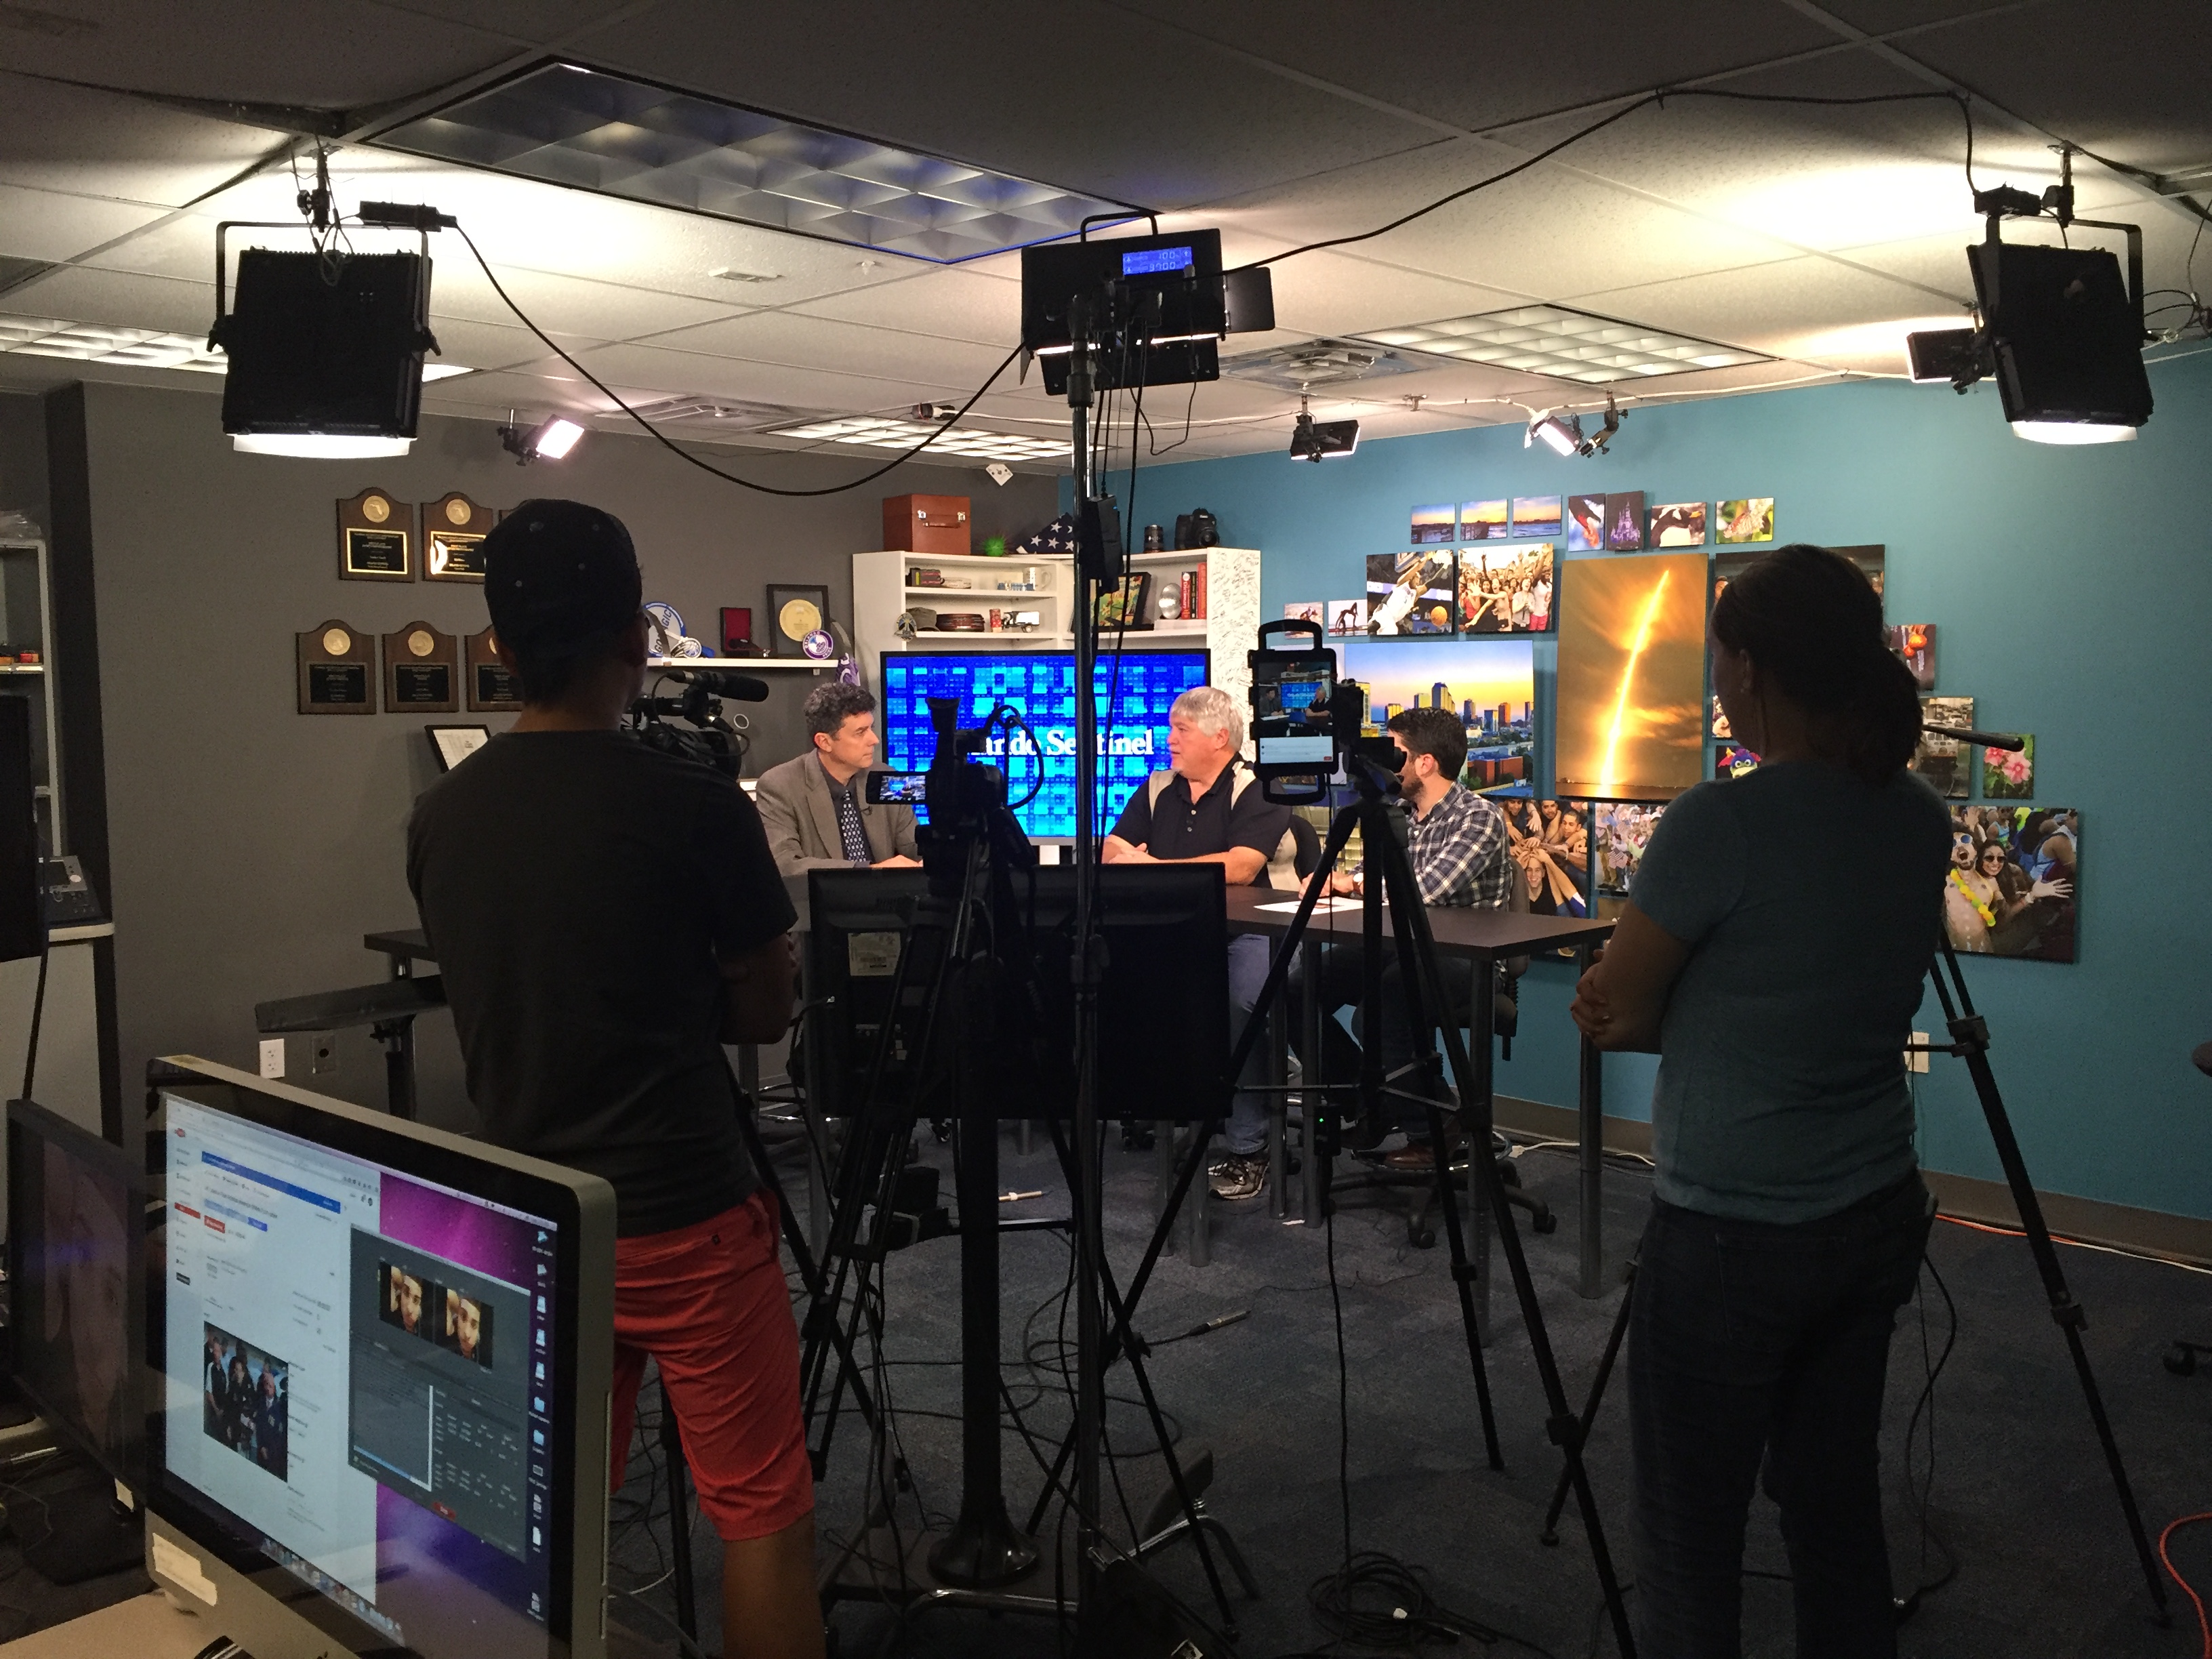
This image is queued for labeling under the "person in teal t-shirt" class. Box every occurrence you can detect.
[1571,545,1950,1659]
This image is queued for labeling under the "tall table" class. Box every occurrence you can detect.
[1221,886,1617,1315]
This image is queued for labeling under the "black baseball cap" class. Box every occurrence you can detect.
[483,499,642,654]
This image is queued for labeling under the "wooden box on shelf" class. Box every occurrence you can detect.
[882,493,970,556]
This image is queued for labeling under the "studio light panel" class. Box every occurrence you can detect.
[1356,304,1765,384]
[377,62,1142,264]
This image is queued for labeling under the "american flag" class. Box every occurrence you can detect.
[1017,513,1078,556]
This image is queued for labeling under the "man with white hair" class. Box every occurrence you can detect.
[1104,684,1296,1200]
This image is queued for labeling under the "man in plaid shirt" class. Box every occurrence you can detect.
[1290,706,1510,1171]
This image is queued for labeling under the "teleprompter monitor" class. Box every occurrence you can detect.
[804,864,1230,1122]
[878,649,1209,841]
[144,1058,616,1659]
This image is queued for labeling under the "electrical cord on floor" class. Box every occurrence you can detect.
[608,1582,713,1659]
[2161,1512,2212,1659]
[1895,1250,1961,1622]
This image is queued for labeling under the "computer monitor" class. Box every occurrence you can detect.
[144,1059,616,1659]
[6,1097,148,1493]
[805,864,1230,1122]
[878,649,1210,840]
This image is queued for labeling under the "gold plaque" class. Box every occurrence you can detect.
[382,621,459,714]
[424,492,496,583]
[299,619,375,715]
[407,628,436,658]
[322,626,352,656]
[779,596,822,638]
[444,497,473,527]
[362,494,392,524]
[339,488,414,581]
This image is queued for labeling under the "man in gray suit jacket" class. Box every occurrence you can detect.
[754,682,921,876]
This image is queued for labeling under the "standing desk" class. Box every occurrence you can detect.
[1220,887,1618,1316]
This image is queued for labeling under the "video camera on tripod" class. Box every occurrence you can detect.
[624,666,763,779]
[1246,616,1397,804]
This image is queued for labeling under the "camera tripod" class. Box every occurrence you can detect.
[1022,750,1638,1656]
[1530,934,2170,1622]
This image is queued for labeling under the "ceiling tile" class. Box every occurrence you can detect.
[546,340,978,410]
[632,310,1014,387]
[788,266,1020,346]
[0,74,283,207]
[0,184,172,262]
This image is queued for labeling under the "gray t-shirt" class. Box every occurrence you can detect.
[1630,762,1952,1223]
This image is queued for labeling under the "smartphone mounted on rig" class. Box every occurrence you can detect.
[1247,617,1397,804]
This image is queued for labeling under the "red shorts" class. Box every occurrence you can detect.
[609,1189,813,1541]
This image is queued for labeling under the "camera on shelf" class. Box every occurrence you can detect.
[1246,617,1398,805]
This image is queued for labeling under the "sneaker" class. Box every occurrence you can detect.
[1208,1153,1267,1201]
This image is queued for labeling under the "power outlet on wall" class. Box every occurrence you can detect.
[309,1033,338,1076]
[258,1038,285,1080]
[1906,1032,1931,1075]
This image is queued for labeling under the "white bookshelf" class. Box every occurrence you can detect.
[851,545,1263,716]
[0,539,62,855]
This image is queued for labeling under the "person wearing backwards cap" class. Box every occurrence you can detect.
[408,501,822,1659]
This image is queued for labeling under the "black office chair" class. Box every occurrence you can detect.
[2165,1042,2212,1378]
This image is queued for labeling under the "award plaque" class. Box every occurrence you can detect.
[338,488,414,581]
[382,621,459,714]
[425,491,495,583]
[766,583,830,657]
[297,619,376,714]
[465,627,524,712]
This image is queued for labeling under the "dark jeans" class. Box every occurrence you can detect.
[1628,1170,1933,1659]
[1284,944,1475,1140]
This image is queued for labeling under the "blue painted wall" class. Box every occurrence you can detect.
[1133,355,2212,1220]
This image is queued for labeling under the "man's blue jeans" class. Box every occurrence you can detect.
[1221,933,1275,1158]
[1628,1169,1932,1659]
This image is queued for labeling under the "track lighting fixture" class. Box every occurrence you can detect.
[1525,392,1622,458]
[1288,394,1359,462]
[499,413,586,464]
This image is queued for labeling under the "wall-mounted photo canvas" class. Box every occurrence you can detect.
[1946,805,2076,963]
[1411,504,1457,545]
[1603,492,1646,552]
[1650,502,1707,546]
[1456,543,1556,635]
[1512,495,1563,537]
[1501,798,1590,920]
[1554,551,1708,800]
[1887,622,1936,689]
[1365,551,1455,636]
[1283,601,1324,625]
[1715,497,1775,544]
[1325,598,1369,636]
[1566,494,1605,553]
[1709,695,1732,739]
[1982,735,2034,800]
[1593,801,1665,894]
[1914,695,1975,798]
[1338,636,1535,792]
[1461,499,1510,540]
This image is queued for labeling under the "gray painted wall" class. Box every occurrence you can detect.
[63,379,1058,1130]
[0,390,48,531]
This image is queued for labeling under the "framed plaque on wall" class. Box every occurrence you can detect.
[465,627,523,712]
[382,621,459,713]
[337,488,414,581]
[297,620,377,714]
[425,492,495,582]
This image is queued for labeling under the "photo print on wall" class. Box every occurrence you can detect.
[1365,551,1455,635]
[1603,491,1646,551]
[1411,504,1457,544]
[1284,601,1325,626]
[1325,598,1369,637]
[1338,636,1535,791]
[1709,695,1732,739]
[1945,805,2076,963]
[1553,551,1709,800]
[1501,799,1590,920]
[1567,494,1605,553]
[1512,495,1563,537]
[1649,502,1707,546]
[1887,622,1937,690]
[1913,696,1975,799]
[1593,801,1665,895]
[1457,544,1556,634]
[1716,497,1775,544]
[1462,499,1509,540]
[1983,734,2035,800]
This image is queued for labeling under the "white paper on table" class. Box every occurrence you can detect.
[1252,896,1361,914]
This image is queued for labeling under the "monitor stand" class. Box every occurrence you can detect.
[14,1477,143,1585]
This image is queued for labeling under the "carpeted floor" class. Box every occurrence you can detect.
[600,1125,2212,1659]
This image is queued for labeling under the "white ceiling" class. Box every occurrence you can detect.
[0,0,2205,468]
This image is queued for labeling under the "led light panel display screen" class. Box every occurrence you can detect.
[880,651,1210,839]
[1554,552,1707,800]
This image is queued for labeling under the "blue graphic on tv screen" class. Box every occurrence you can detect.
[880,650,1210,839]
[1121,245,1193,276]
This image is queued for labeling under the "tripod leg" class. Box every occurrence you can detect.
[1543,1256,1636,1545]
[1929,948,2169,1617]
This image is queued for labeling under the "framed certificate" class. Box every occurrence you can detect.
[425,724,492,772]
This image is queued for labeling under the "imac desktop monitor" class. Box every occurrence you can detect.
[146,1059,616,1659]
[878,649,1210,840]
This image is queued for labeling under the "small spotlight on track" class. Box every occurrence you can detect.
[1288,395,1359,462]
[499,413,586,465]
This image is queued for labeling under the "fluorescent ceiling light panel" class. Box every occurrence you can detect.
[0,316,474,382]
[376,62,1143,264]
[1355,305,1767,385]
[771,415,1065,461]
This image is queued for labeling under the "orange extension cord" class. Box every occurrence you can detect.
[2161,1513,2212,1659]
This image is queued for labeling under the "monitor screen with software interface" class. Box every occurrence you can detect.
[150,1068,613,1659]
[879,649,1210,840]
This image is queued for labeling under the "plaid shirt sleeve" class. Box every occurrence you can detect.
[1409,788,1511,908]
